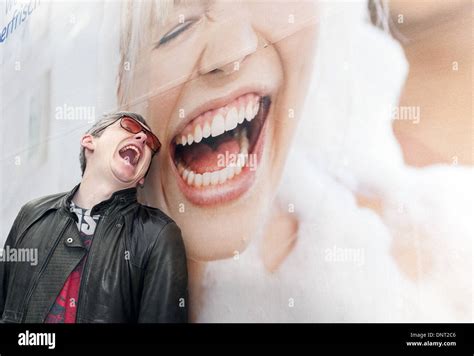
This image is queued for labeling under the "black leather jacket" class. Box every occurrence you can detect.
[0,184,188,323]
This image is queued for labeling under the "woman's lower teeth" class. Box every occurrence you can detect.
[177,127,250,187]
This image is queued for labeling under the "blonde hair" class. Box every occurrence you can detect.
[368,0,390,32]
[117,0,191,108]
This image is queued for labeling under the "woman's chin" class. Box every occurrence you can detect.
[187,240,253,262]
[177,211,265,262]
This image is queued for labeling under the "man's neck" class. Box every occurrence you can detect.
[73,174,132,209]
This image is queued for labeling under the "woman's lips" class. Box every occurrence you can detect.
[169,94,271,206]
[175,93,260,145]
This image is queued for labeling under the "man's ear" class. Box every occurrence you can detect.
[138,177,145,188]
[81,134,95,153]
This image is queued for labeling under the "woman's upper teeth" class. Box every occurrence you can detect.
[177,127,250,187]
[176,94,260,146]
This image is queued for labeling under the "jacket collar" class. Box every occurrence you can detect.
[57,183,138,216]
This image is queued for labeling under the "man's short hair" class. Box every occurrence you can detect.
[79,111,150,176]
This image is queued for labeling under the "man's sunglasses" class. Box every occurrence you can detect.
[99,116,161,154]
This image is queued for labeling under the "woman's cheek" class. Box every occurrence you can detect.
[146,87,181,138]
[149,36,203,88]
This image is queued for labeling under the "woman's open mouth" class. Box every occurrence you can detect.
[170,92,271,206]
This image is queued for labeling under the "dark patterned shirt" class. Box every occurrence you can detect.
[44,201,100,323]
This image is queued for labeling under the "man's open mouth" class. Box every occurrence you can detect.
[119,144,141,167]
[172,93,271,187]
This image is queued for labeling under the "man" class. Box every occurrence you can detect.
[0,112,188,323]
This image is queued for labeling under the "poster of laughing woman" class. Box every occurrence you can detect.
[0,0,472,329]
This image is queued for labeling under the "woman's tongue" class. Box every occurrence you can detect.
[180,134,240,174]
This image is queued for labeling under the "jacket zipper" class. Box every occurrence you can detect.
[21,218,72,322]
[75,215,108,321]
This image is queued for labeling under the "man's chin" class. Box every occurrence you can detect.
[111,168,140,188]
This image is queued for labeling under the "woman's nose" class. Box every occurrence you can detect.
[198,17,259,76]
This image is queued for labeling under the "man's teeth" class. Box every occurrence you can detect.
[120,144,141,164]
[177,128,250,187]
[176,98,260,146]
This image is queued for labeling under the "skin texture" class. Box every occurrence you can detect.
[384,0,472,282]
[359,0,472,282]
[390,0,472,167]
